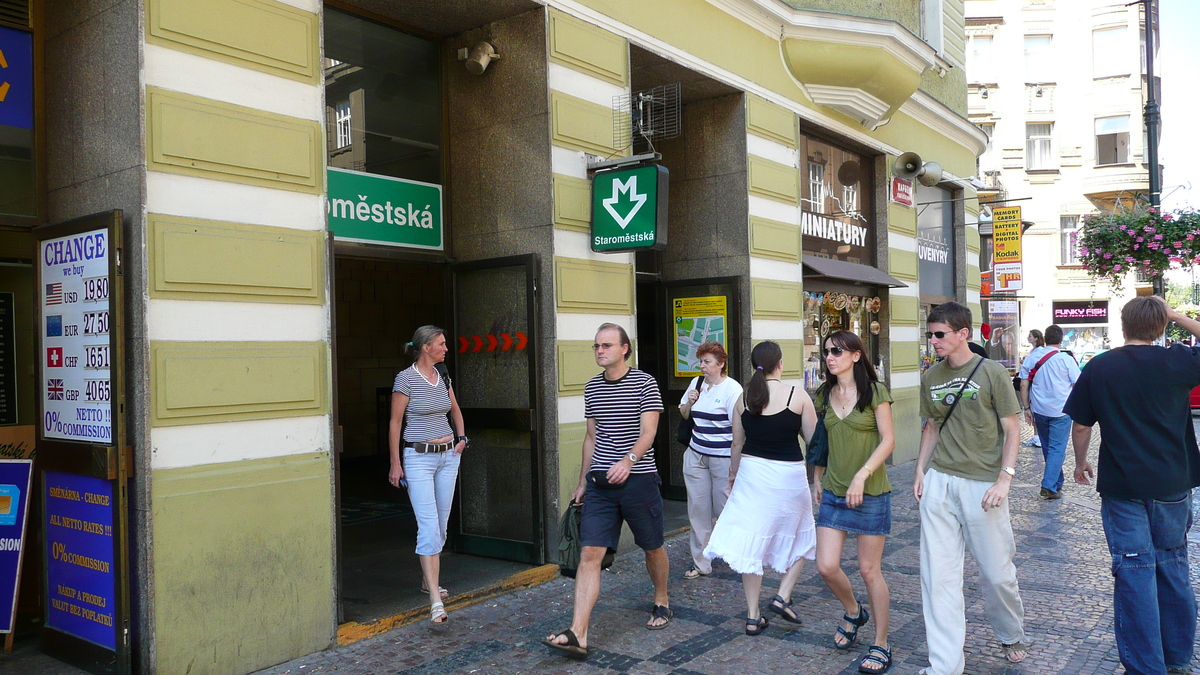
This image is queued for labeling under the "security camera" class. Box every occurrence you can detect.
[458,42,500,75]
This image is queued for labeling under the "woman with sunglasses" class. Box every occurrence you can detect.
[703,341,818,636]
[812,331,895,674]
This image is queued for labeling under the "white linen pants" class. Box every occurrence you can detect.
[919,468,1028,675]
[682,448,731,574]
[404,447,461,556]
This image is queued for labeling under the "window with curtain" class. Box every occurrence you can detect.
[1093,26,1129,78]
[1026,123,1054,170]
[1024,35,1053,80]
[1095,115,1130,165]
[969,35,995,83]
[1060,216,1080,265]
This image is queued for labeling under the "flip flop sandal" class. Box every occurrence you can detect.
[682,567,709,580]
[1001,641,1029,663]
[835,602,870,650]
[420,584,449,599]
[429,601,447,624]
[859,645,892,674]
[767,594,802,625]
[541,629,588,660]
[745,615,768,636]
[647,604,673,630]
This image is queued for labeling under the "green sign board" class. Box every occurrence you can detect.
[327,167,443,250]
[591,164,668,253]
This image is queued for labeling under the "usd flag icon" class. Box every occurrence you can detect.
[45,283,63,305]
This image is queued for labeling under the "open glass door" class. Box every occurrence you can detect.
[449,255,541,564]
[35,211,130,675]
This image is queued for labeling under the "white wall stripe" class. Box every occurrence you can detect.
[889,282,919,297]
[275,0,319,11]
[146,172,325,231]
[890,371,922,390]
[888,232,917,252]
[552,146,589,179]
[749,195,800,224]
[751,319,804,340]
[891,326,919,342]
[147,299,327,342]
[967,251,979,267]
[967,289,981,303]
[746,133,798,167]
[554,228,635,264]
[557,312,638,341]
[749,256,802,283]
[151,415,331,470]
[548,62,628,108]
[144,43,323,123]
[559,395,587,425]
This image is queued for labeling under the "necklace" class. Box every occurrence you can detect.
[765,378,781,382]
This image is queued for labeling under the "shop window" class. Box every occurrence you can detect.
[1060,215,1080,265]
[1095,115,1130,165]
[1023,35,1053,81]
[1093,26,1129,78]
[916,183,956,302]
[800,135,874,265]
[1025,123,1054,170]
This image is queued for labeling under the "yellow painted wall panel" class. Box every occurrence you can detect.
[889,294,920,326]
[967,264,981,290]
[969,302,983,327]
[889,248,918,281]
[751,279,802,320]
[147,0,319,83]
[557,340,639,395]
[749,216,800,263]
[890,340,921,372]
[548,9,628,86]
[557,421,587,518]
[966,226,980,253]
[148,214,324,303]
[151,341,329,425]
[888,200,917,237]
[554,257,634,314]
[147,87,323,193]
[748,155,799,205]
[746,95,797,146]
[551,92,624,157]
[776,339,803,378]
[890,386,921,463]
[153,453,333,674]
[553,174,592,233]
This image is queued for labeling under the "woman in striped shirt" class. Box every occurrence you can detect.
[678,341,742,580]
[388,325,468,624]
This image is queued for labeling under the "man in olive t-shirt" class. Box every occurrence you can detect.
[914,303,1029,675]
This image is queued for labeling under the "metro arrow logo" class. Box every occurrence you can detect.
[0,47,8,102]
[601,176,647,229]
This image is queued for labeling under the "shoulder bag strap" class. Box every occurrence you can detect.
[1027,349,1059,386]
[939,357,985,431]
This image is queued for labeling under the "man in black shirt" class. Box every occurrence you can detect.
[1063,296,1200,675]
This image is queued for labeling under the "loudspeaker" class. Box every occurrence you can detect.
[458,42,501,75]
[892,152,923,180]
[918,161,944,187]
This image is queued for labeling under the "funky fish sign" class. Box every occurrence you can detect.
[327,168,443,250]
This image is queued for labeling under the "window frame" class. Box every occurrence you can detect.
[1025,122,1055,171]
[1094,115,1131,166]
[1059,215,1081,266]
[1093,25,1131,79]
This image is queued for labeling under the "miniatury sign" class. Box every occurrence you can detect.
[327,168,443,250]
[591,164,668,253]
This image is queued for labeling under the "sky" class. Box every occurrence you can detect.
[1158,0,1200,210]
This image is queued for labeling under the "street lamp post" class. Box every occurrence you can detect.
[1140,0,1164,295]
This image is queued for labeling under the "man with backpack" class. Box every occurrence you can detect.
[1018,324,1079,500]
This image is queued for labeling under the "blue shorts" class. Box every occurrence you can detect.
[580,472,664,551]
[815,490,892,536]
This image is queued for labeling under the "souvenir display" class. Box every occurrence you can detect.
[870,320,881,335]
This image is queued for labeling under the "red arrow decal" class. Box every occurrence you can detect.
[458,336,469,353]
[500,333,512,351]
[486,334,498,352]
[515,332,528,350]
[472,335,483,352]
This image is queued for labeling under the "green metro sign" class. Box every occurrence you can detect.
[327,167,443,250]
[591,164,668,253]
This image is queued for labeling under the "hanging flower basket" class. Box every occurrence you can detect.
[1077,207,1200,291]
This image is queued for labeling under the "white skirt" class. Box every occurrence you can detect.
[702,455,816,575]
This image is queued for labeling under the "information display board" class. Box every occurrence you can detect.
[673,296,727,377]
[39,230,112,444]
[992,206,1023,292]
[0,459,32,635]
[44,471,116,650]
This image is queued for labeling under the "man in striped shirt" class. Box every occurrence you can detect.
[544,323,670,660]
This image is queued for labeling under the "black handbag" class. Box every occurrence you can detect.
[807,387,830,467]
[676,377,706,446]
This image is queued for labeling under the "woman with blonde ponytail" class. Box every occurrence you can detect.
[703,341,818,636]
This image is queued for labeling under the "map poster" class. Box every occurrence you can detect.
[673,296,727,377]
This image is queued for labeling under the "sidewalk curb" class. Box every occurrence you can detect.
[335,525,694,646]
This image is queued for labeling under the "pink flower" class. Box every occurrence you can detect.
[1164,214,1174,221]
[1114,264,1123,271]
[1146,226,1156,233]
[1134,244,1140,250]
[1144,260,1152,266]
[1119,224,1128,230]
[1155,234,1163,240]
[1188,234,1195,241]
[1125,256,1135,262]
[1149,208,1157,214]
[1137,237,1144,242]
[1176,241,1184,248]
[1103,252,1113,259]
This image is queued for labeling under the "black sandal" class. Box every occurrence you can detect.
[541,629,588,660]
[647,604,673,630]
[767,594,802,625]
[859,645,892,674]
[835,602,870,650]
[745,615,768,636]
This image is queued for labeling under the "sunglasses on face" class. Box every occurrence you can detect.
[822,346,849,357]
[925,330,962,339]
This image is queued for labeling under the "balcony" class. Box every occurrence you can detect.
[1083,165,1150,210]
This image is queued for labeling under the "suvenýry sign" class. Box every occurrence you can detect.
[591,164,668,253]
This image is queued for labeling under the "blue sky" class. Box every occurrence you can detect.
[1159,0,1199,209]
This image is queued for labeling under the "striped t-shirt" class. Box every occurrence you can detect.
[682,376,742,458]
[393,365,453,443]
[584,368,664,474]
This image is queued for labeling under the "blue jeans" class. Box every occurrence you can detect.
[1032,413,1071,493]
[404,447,461,555]
[1100,492,1196,675]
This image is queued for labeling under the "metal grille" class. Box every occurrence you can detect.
[613,82,681,152]
[0,0,29,28]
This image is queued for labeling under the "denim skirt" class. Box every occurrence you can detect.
[815,489,891,536]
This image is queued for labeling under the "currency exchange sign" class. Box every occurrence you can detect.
[992,205,1023,292]
[591,164,668,253]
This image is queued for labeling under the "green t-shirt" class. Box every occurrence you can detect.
[819,382,894,497]
[919,355,1021,482]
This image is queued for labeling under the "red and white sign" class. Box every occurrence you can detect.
[46,347,63,368]
[994,262,1023,292]
[890,177,914,207]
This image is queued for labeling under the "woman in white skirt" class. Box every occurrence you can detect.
[704,340,818,635]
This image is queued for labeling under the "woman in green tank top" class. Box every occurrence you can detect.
[811,330,896,674]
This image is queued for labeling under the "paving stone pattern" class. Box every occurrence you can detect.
[258,423,1200,675]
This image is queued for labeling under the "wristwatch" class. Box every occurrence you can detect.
[627,452,639,463]
[1001,466,1016,477]
[457,435,470,447]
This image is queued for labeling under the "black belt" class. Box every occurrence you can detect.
[408,441,453,454]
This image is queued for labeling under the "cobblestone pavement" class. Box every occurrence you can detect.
[259,422,1200,675]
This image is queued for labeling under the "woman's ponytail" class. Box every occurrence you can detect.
[745,341,782,415]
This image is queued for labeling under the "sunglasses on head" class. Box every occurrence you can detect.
[925,329,963,339]
[822,346,849,357]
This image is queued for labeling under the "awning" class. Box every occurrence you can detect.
[802,255,908,288]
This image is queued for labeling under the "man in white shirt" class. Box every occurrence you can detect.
[1018,324,1079,499]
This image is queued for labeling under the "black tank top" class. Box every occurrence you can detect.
[741,387,804,462]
